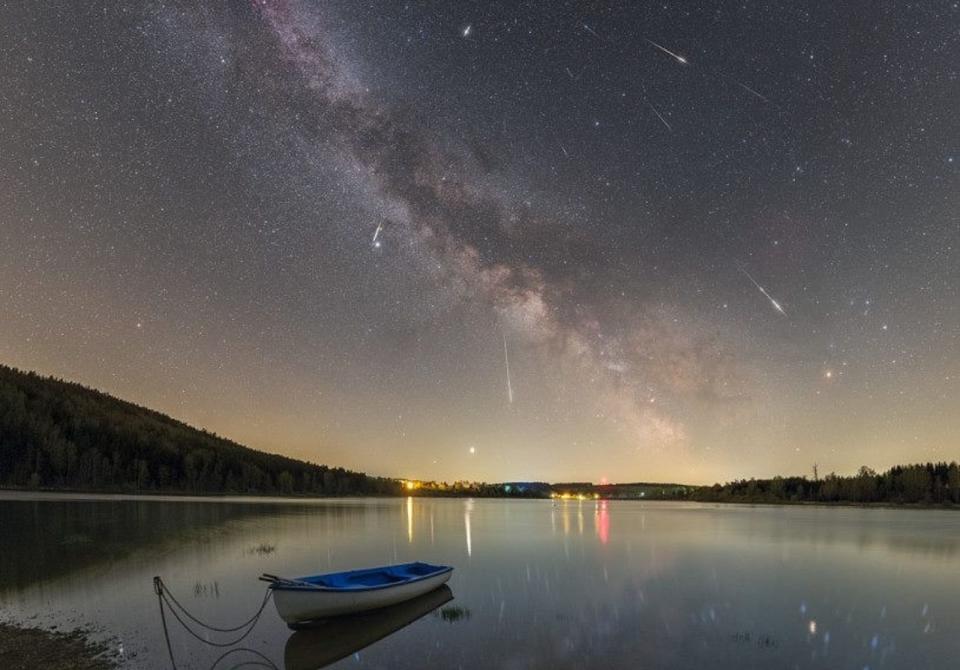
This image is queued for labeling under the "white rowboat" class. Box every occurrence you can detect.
[263,561,453,626]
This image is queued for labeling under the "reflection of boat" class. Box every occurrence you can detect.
[264,562,453,625]
[283,585,453,670]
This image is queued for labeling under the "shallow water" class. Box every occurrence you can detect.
[1,492,958,669]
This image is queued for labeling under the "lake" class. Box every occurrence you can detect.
[1,492,958,669]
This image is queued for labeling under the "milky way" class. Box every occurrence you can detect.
[1,2,958,483]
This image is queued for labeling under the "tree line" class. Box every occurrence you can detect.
[3,364,958,504]
[0,365,400,496]
[412,480,549,498]
[691,463,960,505]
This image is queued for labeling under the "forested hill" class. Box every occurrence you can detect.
[0,365,400,495]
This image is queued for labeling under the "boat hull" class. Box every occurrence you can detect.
[272,569,452,624]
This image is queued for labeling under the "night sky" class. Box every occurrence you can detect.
[2,2,958,484]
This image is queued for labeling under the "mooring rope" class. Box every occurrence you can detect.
[156,579,179,670]
[154,577,273,633]
[208,647,280,670]
[153,576,275,668]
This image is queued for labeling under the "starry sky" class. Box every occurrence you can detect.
[1,1,958,485]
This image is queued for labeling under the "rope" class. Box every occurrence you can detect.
[209,647,280,670]
[153,575,276,667]
[155,579,180,670]
[155,576,273,632]
[161,596,265,648]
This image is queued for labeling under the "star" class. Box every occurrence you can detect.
[4,0,957,489]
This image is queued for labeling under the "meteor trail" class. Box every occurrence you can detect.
[559,142,570,157]
[647,102,672,131]
[739,267,786,315]
[372,222,383,247]
[503,333,514,403]
[737,81,768,102]
[582,23,601,40]
[645,39,687,65]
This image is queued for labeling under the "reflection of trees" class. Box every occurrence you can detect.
[0,498,388,594]
[0,499,267,592]
[698,507,960,560]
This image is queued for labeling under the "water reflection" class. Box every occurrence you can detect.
[283,586,453,670]
[406,496,413,544]
[595,500,610,545]
[207,647,279,670]
[3,493,960,669]
[463,498,473,558]
[154,585,455,670]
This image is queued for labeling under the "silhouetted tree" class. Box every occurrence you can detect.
[0,365,401,496]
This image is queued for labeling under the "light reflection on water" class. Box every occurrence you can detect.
[464,498,473,558]
[1,492,960,668]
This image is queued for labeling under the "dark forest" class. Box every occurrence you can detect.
[0,365,399,496]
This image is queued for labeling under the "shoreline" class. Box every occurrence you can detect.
[1,487,957,511]
[0,622,118,670]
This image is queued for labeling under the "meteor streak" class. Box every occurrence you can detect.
[647,102,672,131]
[737,81,768,102]
[582,23,601,40]
[739,266,786,315]
[503,333,514,403]
[645,39,687,65]
[372,222,383,246]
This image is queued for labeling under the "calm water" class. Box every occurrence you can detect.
[1,493,958,669]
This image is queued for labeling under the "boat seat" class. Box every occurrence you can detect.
[346,571,404,586]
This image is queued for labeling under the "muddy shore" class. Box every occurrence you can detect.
[0,622,119,669]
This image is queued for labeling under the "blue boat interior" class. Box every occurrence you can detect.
[290,562,450,589]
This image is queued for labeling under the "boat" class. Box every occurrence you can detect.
[262,561,453,626]
[283,585,454,670]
